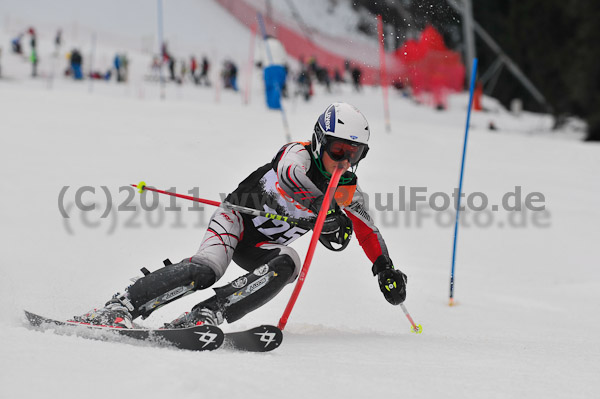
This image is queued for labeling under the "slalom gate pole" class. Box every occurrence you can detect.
[244,23,257,105]
[156,0,165,100]
[377,15,391,133]
[256,12,292,142]
[131,182,314,229]
[449,57,478,306]
[278,166,345,331]
[88,33,97,94]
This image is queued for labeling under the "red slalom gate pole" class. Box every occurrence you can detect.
[377,15,391,133]
[278,166,345,331]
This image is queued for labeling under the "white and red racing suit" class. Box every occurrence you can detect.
[191,141,389,280]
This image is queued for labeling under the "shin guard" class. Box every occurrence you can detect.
[127,258,216,319]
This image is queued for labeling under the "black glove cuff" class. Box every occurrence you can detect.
[371,254,394,276]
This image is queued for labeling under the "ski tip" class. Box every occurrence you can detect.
[225,325,282,352]
[24,310,40,326]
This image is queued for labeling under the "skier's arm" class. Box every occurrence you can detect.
[343,187,407,305]
[342,187,389,262]
[275,142,325,212]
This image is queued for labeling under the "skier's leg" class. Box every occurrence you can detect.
[222,243,301,323]
[166,243,301,327]
[72,208,243,327]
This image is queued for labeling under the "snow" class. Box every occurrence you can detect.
[1,1,600,399]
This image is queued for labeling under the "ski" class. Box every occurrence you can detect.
[24,310,282,352]
[223,324,283,352]
[24,310,223,351]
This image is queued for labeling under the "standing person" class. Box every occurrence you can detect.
[222,60,238,91]
[199,56,210,86]
[257,35,288,110]
[11,34,23,54]
[351,66,362,92]
[54,29,62,56]
[228,61,238,91]
[70,49,83,80]
[113,53,122,82]
[190,55,198,84]
[168,57,176,81]
[179,58,188,84]
[71,102,408,329]
[120,54,129,83]
[29,27,38,77]
[297,62,313,101]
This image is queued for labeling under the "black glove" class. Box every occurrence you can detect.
[319,207,353,251]
[372,255,407,305]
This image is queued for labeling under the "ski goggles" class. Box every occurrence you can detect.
[324,138,369,165]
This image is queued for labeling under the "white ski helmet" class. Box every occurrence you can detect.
[312,102,370,165]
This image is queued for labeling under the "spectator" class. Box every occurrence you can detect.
[180,58,188,83]
[222,60,238,91]
[114,54,122,82]
[351,66,362,92]
[296,62,313,102]
[29,28,38,77]
[120,54,129,82]
[199,56,210,86]
[70,49,83,80]
[168,57,176,81]
[11,34,23,54]
[256,35,288,110]
[190,56,198,84]
[54,29,62,56]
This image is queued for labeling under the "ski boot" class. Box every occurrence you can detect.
[164,299,224,329]
[70,298,134,329]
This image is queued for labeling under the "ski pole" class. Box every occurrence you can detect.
[278,166,345,331]
[400,303,422,334]
[132,182,314,229]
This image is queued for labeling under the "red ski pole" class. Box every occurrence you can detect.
[132,182,220,206]
[132,182,314,229]
[278,166,345,331]
[400,303,423,334]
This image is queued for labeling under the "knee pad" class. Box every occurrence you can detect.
[128,258,216,318]
[253,243,302,280]
[211,254,296,323]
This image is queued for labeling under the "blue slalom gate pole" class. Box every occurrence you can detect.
[256,12,292,142]
[449,58,478,306]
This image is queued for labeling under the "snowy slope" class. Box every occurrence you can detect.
[1,2,600,399]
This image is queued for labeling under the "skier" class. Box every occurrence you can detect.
[72,102,408,329]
